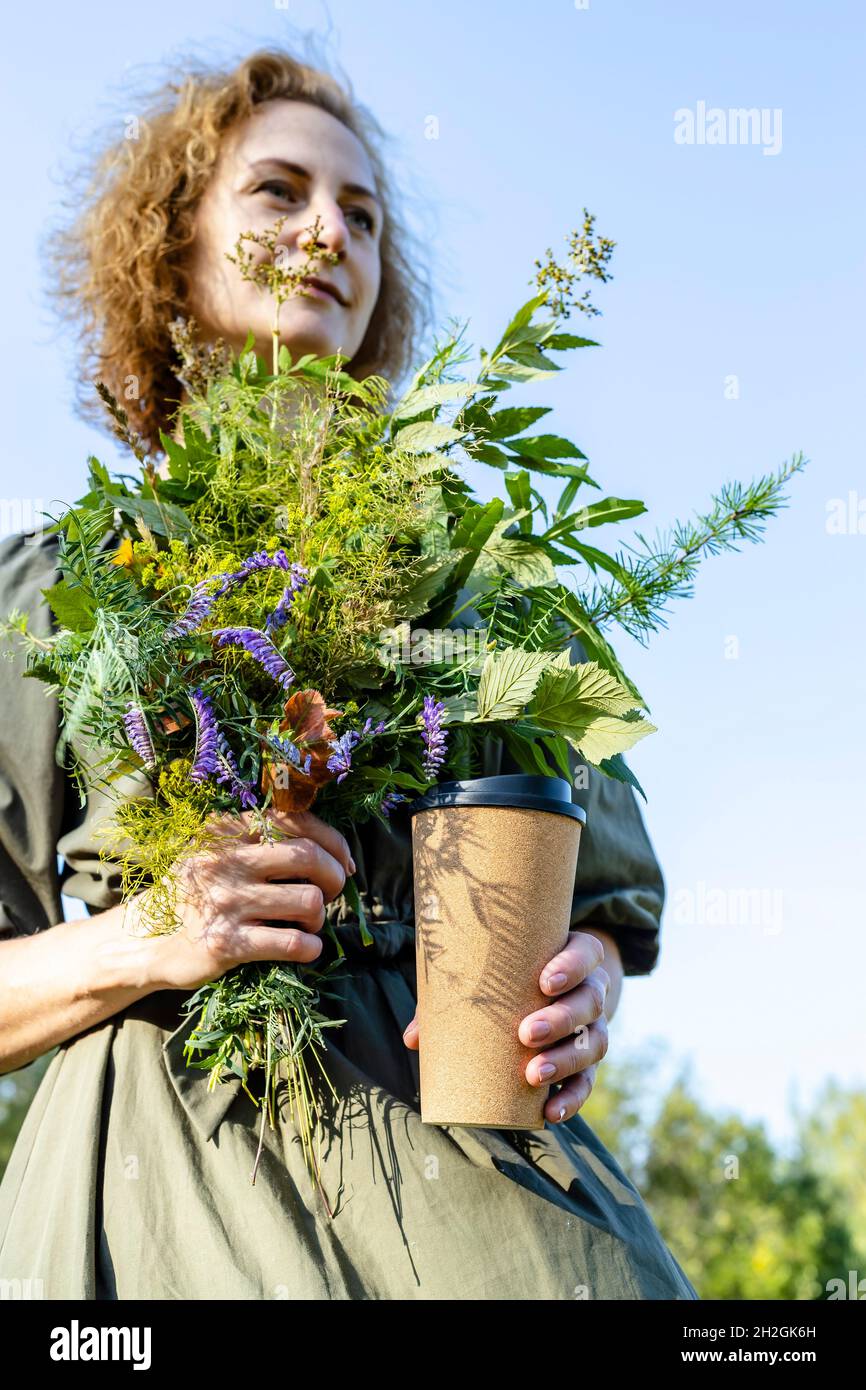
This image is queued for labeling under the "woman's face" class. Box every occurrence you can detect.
[184,99,383,366]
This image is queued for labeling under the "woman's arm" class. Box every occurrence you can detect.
[0,905,162,1072]
[0,809,355,1074]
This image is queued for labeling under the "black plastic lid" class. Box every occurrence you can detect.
[406,774,586,824]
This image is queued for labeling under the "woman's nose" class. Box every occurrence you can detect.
[297,201,349,257]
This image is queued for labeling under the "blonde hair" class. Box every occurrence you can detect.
[43,44,435,454]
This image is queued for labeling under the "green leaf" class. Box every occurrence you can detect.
[158,431,190,484]
[544,333,599,350]
[500,723,554,777]
[393,552,463,619]
[569,496,647,528]
[437,694,479,723]
[360,766,428,790]
[392,421,464,452]
[475,405,552,440]
[451,497,504,554]
[554,536,630,581]
[597,752,647,802]
[341,873,373,946]
[102,491,192,538]
[532,658,643,717]
[491,293,550,355]
[503,345,561,371]
[504,470,533,531]
[391,381,480,421]
[41,582,97,633]
[503,434,588,462]
[464,443,513,470]
[563,715,655,766]
[484,362,560,385]
[541,732,575,782]
[473,536,558,588]
[476,647,554,720]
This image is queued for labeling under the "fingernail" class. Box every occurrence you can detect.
[545,972,568,991]
[528,1020,551,1042]
[348,856,356,874]
[538,1063,557,1080]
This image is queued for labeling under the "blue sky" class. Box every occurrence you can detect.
[2,0,863,1148]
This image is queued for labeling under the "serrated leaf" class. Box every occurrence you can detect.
[392,421,464,452]
[391,381,480,421]
[473,537,557,588]
[437,694,479,723]
[476,647,555,720]
[529,660,642,727]
[544,333,599,350]
[41,582,97,633]
[563,715,655,766]
[504,434,588,462]
[483,406,553,439]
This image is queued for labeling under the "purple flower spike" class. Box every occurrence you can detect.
[189,688,220,784]
[122,702,156,771]
[214,732,258,809]
[380,791,408,817]
[266,733,313,776]
[420,695,448,779]
[164,580,217,640]
[212,627,296,690]
[265,563,310,635]
[326,729,361,784]
[215,549,292,598]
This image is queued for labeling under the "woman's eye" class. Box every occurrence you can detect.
[258,180,294,201]
[349,207,375,233]
[256,182,374,233]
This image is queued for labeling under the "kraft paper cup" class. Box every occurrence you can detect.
[407,775,586,1130]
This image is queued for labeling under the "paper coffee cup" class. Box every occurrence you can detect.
[407,775,586,1129]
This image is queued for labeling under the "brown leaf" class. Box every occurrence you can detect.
[261,688,345,812]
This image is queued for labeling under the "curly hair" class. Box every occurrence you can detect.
[42,43,436,456]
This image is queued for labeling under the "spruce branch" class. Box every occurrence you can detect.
[570,452,808,643]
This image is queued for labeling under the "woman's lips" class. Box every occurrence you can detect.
[299,277,344,305]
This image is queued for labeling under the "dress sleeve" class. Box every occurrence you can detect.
[0,531,136,941]
[0,531,68,939]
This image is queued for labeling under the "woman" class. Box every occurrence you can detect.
[0,47,698,1300]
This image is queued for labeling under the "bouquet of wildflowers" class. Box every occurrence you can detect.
[4,210,805,1188]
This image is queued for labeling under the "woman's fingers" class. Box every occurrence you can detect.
[545,1064,599,1124]
[519,965,610,1048]
[238,921,326,966]
[241,882,326,929]
[270,811,355,877]
[209,809,355,878]
[525,1013,609,1088]
[539,929,606,996]
[235,837,347,903]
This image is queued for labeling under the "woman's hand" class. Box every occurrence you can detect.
[517,929,619,1124]
[131,809,356,993]
[402,928,621,1125]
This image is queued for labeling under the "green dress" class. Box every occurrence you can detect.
[0,531,698,1300]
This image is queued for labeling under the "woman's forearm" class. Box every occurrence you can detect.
[0,905,160,1073]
